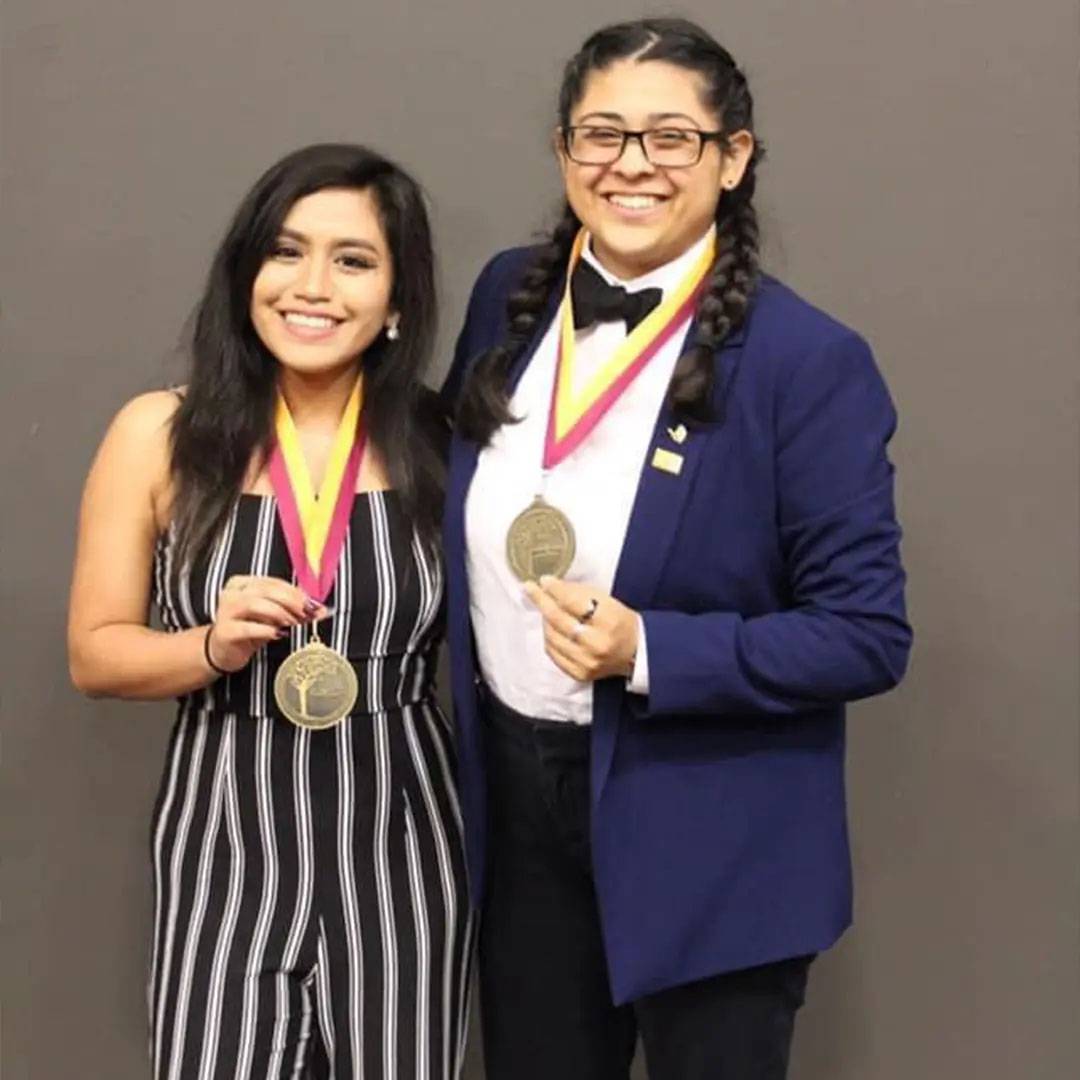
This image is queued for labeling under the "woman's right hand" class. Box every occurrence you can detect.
[206,575,325,674]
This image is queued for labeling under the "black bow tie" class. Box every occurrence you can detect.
[570,260,663,333]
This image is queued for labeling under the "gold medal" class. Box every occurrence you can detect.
[274,633,358,730]
[508,231,710,585]
[505,495,576,582]
[269,377,364,731]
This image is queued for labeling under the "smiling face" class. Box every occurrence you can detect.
[558,58,750,280]
[249,186,395,378]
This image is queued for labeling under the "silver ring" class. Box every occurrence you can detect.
[580,598,599,623]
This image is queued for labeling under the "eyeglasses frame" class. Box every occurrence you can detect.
[560,124,729,167]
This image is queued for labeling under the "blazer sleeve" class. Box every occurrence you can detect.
[638,330,912,717]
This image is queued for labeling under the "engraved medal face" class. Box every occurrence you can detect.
[505,496,576,582]
[273,640,358,730]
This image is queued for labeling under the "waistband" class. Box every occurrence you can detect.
[479,683,592,744]
[183,689,437,721]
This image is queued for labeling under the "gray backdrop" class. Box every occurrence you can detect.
[2,1,1077,1078]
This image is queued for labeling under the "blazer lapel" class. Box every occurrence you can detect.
[591,326,746,798]
[614,321,746,608]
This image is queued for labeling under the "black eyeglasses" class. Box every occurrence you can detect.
[562,125,726,167]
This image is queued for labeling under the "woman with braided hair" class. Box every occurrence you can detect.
[442,17,910,1079]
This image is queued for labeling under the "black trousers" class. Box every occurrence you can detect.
[478,692,812,1080]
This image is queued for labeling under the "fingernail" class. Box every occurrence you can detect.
[303,598,319,614]
[277,627,290,638]
[538,575,553,587]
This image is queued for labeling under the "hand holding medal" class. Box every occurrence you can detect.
[507,228,710,682]
[205,575,326,674]
[523,576,639,683]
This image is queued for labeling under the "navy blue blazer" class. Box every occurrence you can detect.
[442,246,911,1004]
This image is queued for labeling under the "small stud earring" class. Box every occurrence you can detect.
[386,318,401,341]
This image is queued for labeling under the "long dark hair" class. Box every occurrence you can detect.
[169,143,441,569]
[457,17,764,443]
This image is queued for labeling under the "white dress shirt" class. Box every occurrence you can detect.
[465,228,713,724]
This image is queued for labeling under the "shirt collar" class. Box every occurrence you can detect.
[580,225,716,296]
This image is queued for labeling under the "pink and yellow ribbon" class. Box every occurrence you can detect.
[544,229,715,469]
[268,377,365,601]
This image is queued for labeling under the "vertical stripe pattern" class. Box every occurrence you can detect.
[149,493,472,1079]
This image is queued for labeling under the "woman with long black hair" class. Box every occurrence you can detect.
[442,18,911,1080]
[69,143,471,1079]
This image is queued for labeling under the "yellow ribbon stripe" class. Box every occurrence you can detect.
[274,376,363,573]
[554,229,716,442]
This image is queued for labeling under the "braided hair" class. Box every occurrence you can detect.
[456,17,764,443]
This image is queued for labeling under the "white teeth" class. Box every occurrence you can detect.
[284,312,337,329]
[609,194,662,209]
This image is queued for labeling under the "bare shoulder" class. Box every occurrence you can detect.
[110,388,183,439]
[88,390,181,514]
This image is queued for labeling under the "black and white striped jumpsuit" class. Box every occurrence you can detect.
[149,492,473,1079]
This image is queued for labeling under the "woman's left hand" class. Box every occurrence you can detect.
[523,576,640,683]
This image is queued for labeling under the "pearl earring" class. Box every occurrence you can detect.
[386,318,401,341]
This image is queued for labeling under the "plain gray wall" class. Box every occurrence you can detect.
[2,1,1077,1078]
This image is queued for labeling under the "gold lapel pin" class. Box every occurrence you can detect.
[651,447,683,475]
[667,423,688,445]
